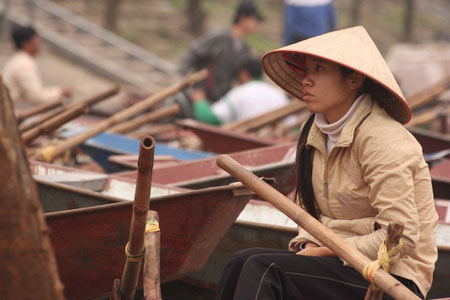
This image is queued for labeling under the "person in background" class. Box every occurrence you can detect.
[2,25,71,104]
[283,0,336,45]
[179,1,263,103]
[190,57,293,126]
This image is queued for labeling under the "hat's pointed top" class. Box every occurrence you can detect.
[262,26,411,124]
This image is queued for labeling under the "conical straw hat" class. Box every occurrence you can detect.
[262,26,411,124]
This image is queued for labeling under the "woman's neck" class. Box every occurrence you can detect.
[315,94,365,153]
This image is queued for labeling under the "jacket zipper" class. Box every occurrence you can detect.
[324,151,331,214]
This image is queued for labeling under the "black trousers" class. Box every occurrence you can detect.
[214,248,423,300]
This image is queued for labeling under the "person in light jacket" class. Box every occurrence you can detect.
[2,25,71,105]
[214,26,437,300]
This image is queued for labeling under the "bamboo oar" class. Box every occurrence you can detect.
[222,100,305,132]
[109,103,180,134]
[216,155,420,300]
[35,69,207,162]
[19,107,64,133]
[69,84,120,108]
[407,107,438,128]
[143,210,161,300]
[21,104,88,145]
[407,77,449,110]
[120,136,155,300]
[15,99,62,123]
[19,86,119,134]
[128,124,176,139]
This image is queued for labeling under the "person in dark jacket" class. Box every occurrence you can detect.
[179,1,263,103]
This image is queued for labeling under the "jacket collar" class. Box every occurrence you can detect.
[306,94,374,152]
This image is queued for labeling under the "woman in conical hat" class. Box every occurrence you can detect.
[214,27,437,300]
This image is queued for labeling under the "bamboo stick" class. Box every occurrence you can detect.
[216,155,420,300]
[69,84,120,108]
[109,103,181,134]
[407,107,438,127]
[21,104,87,145]
[35,69,207,162]
[407,77,449,110]
[15,99,62,123]
[120,136,155,300]
[143,210,161,300]
[19,86,119,133]
[19,107,64,133]
[128,124,176,139]
[222,100,305,132]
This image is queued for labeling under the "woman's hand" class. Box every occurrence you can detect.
[297,244,336,257]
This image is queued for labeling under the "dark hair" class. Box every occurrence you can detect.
[11,26,37,50]
[340,65,379,97]
[233,1,264,24]
[242,57,263,79]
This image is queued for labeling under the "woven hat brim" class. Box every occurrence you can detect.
[261,26,412,124]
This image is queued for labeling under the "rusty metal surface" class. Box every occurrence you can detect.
[115,143,297,195]
[176,119,277,153]
[41,182,252,299]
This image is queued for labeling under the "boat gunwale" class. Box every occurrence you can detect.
[41,179,254,218]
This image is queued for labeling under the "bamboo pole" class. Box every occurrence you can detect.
[216,155,421,300]
[120,136,155,300]
[128,123,176,139]
[35,69,207,162]
[15,98,62,123]
[143,210,161,300]
[222,100,305,132]
[407,107,438,128]
[69,84,120,108]
[19,107,64,133]
[19,85,119,134]
[0,77,65,299]
[109,103,181,134]
[407,77,449,109]
[21,104,88,145]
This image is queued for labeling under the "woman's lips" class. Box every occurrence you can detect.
[303,92,313,101]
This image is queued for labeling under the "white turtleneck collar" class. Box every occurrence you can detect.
[315,94,365,155]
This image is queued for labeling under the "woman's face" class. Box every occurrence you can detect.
[301,55,362,123]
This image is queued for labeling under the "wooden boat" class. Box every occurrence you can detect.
[176,119,277,153]
[58,128,215,172]
[31,161,253,299]
[176,119,450,155]
[185,198,450,299]
[112,142,297,195]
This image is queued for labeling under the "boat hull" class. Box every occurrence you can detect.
[39,180,252,299]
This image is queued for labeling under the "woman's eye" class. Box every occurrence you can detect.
[316,65,323,71]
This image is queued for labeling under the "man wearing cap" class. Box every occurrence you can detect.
[179,1,263,103]
[214,26,437,300]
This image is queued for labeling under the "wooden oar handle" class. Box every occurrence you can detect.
[216,154,420,300]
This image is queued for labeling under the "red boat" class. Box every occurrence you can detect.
[31,161,253,299]
[112,142,297,195]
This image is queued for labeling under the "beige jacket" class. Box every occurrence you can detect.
[2,51,63,104]
[289,94,438,297]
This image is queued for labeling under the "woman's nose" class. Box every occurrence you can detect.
[302,73,312,87]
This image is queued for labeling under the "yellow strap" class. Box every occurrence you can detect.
[124,242,145,262]
[362,241,403,283]
[145,219,160,233]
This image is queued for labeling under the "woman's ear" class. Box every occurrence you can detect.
[349,72,366,90]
